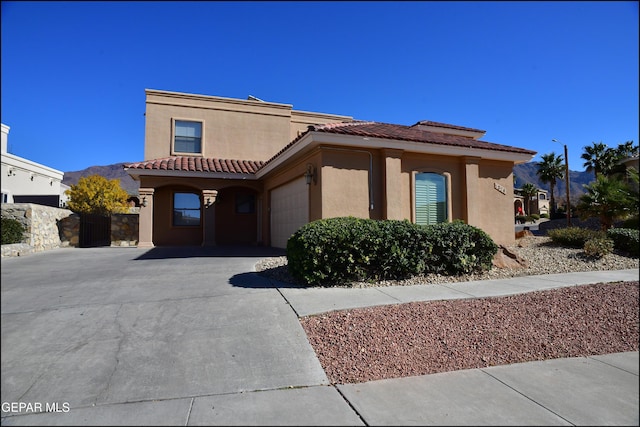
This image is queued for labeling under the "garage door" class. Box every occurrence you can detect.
[270,177,308,248]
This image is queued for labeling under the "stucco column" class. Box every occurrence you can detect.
[463,156,482,227]
[137,188,155,248]
[202,189,218,246]
[383,149,404,220]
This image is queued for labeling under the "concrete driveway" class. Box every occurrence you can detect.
[1,246,362,425]
[3,247,638,426]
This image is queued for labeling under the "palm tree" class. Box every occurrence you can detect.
[581,142,609,178]
[576,175,636,231]
[607,141,639,178]
[537,152,564,217]
[616,140,639,158]
[520,183,538,217]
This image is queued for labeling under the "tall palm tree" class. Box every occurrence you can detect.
[537,152,564,217]
[520,183,538,217]
[581,142,609,178]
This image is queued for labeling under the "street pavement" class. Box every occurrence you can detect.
[1,246,638,426]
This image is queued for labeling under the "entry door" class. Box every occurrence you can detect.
[270,177,308,249]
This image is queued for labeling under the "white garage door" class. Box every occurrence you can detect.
[270,177,309,249]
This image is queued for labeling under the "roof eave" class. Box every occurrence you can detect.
[257,132,535,177]
[124,168,257,181]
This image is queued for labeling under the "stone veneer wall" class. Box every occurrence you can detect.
[1,203,74,256]
[110,213,139,247]
[2,204,139,256]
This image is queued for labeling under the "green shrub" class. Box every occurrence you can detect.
[421,220,498,275]
[547,227,604,248]
[530,214,540,221]
[540,213,550,219]
[515,215,526,224]
[583,237,614,259]
[286,217,498,287]
[286,217,432,286]
[1,217,26,244]
[606,228,639,256]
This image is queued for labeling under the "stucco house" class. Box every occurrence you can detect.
[1,123,69,207]
[514,187,549,217]
[124,89,536,249]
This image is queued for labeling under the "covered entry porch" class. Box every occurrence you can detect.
[134,178,262,248]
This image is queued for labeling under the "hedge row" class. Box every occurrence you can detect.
[286,217,498,287]
[547,227,639,257]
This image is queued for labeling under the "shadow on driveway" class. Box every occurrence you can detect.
[229,271,304,289]
[134,245,286,260]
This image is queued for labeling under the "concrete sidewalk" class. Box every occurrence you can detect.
[280,269,640,317]
[1,247,638,426]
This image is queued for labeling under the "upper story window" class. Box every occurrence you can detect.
[415,172,448,225]
[173,120,202,154]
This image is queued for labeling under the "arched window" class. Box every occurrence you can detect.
[415,172,447,225]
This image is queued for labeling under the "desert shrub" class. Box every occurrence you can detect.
[547,227,604,248]
[1,217,26,244]
[421,220,498,275]
[583,237,614,259]
[286,217,432,286]
[286,218,499,287]
[606,228,639,256]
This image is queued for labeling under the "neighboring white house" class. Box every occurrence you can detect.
[1,123,69,207]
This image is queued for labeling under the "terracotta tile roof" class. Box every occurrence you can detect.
[308,121,535,155]
[412,120,486,133]
[125,157,264,174]
[261,120,535,169]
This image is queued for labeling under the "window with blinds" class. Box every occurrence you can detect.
[415,172,447,225]
[174,120,202,154]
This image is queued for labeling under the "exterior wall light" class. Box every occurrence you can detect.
[304,163,316,185]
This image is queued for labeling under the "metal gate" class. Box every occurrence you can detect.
[79,214,111,248]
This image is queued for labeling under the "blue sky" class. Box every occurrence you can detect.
[1,1,638,172]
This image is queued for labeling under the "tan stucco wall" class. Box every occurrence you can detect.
[144,90,351,163]
[320,148,378,219]
[475,160,516,245]
[313,150,516,246]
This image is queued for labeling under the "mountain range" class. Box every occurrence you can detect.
[63,161,595,203]
[62,163,139,195]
